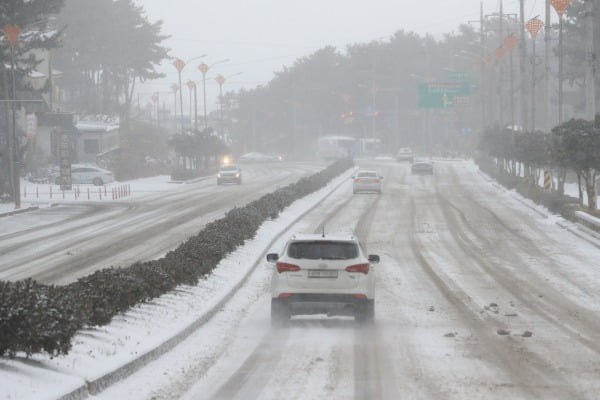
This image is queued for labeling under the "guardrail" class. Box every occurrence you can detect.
[575,210,600,228]
[22,184,131,201]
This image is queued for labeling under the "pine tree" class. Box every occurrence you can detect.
[0,0,65,200]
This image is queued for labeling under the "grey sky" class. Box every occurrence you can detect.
[135,0,549,112]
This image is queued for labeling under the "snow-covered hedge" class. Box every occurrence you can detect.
[0,158,354,358]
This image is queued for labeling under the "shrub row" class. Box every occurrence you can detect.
[0,158,354,358]
[475,156,583,218]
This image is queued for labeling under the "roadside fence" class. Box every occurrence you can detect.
[22,184,132,201]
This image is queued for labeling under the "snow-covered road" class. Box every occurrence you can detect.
[2,159,600,399]
[98,159,600,399]
[0,162,324,284]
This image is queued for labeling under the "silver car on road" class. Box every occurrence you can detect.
[352,170,383,194]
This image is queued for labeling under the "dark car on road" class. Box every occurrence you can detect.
[411,160,434,175]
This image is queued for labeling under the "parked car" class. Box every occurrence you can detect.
[352,170,383,194]
[411,160,434,175]
[239,152,280,163]
[217,164,242,185]
[267,233,379,326]
[396,147,414,162]
[55,164,115,186]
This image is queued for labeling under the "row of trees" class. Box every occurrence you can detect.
[0,0,169,121]
[1,0,64,199]
[1,0,171,198]
[480,116,600,211]
[224,1,600,159]
[169,130,228,174]
[227,28,481,157]
[53,0,169,120]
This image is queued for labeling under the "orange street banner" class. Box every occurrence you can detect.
[1,24,21,47]
[504,34,518,51]
[495,47,506,61]
[526,18,544,38]
[551,0,572,17]
[173,58,185,72]
[198,63,209,76]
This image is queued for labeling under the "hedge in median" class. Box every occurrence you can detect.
[0,158,353,357]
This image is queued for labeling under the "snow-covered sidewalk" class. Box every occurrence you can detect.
[0,174,212,216]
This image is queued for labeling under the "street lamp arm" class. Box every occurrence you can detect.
[226,72,243,79]
[185,54,207,64]
[210,59,230,68]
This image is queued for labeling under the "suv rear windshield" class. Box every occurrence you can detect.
[287,241,358,260]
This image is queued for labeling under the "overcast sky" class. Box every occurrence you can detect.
[134,0,549,113]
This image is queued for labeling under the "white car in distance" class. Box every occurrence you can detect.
[352,170,383,194]
[55,164,115,186]
[267,233,379,326]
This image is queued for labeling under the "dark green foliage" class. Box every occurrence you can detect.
[53,0,169,115]
[0,0,64,83]
[0,279,78,358]
[0,158,353,358]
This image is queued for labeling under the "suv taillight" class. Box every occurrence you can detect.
[345,263,369,274]
[276,262,301,273]
[354,179,361,183]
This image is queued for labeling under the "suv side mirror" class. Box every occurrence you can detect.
[368,254,380,264]
[266,253,279,262]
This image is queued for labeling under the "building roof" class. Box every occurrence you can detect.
[75,123,120,133]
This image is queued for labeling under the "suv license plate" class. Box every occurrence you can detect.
[308,270,338,278]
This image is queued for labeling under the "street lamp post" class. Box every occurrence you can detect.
[171,83,179,132]
[504,34,519,130]
[173,58,186,132]
[214,72,242,140]
[198,59,229,130]
[2,24,21,209]
[172,55,207,133]
[551,0,572,124]
[186,80,195,131]
[152,92,160,131]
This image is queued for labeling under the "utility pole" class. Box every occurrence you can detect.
[499,0,505,129]
[526,17,544,132]
[475,1,486,132]
[3,24,21,209]
[585,0,596,120]
[551,0,572,124]
[544,0,552,131]
[504,34,519,131]
[484,4,517,129]
[519,0,529,131]
[481,2,486,130]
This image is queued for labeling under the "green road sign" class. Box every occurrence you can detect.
[447,71,470,81]
[418,81,471,109]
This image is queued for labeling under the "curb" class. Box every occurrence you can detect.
[476,168,600,247]
[0,206,40,218]
[57,166,358,400]
[555,221,600,250]
[168,176,213,184]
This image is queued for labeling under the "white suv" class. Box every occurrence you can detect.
[267,233,379,325]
